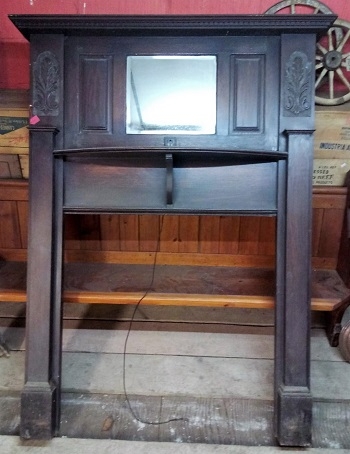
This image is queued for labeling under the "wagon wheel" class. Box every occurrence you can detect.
[265,0,342,45]
[266,1,350,105]
[339,320,350,362]
[265,0,334,15]
[315,19,350,105]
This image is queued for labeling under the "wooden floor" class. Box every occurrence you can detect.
[1,261,350,448]
[1,321,350,447]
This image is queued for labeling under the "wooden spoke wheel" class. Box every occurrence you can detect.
[265,0,334,15]
[315,19,350,105]
[266,1,350,105]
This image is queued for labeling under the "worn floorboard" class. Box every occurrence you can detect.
[0,317,349,448]
[1,391,350,448]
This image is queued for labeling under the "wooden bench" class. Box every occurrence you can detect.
[1,179,350,347]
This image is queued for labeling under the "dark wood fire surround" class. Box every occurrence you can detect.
[10,14,336,446]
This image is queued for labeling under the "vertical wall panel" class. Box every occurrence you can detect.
[317,208,344,258]
[76,215,101,250]
[80,55,112,132]
[231,55,264,132]
[120,214,139,251]
[17,200,28,249]
[258,217,276,256]
[100,215,121,251]
[312,208,324,256]
[219,216,240,254]
[238,217,261,255]
[159,215,179,252]
[199,216,220,253]
[139,215,159,251]
[64,215,82,250]
[0,201,22,248]
[178,216,199,253]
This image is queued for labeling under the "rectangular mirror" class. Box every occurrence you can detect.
[126,55,217,135]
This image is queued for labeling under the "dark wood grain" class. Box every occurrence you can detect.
[9,14,337,40]
[80,55,112,132]
[10,13,335,444]
[231,55,263,131]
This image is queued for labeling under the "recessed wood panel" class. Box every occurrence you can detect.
[231,55,264,132]
[63,157,167,210]
[79,55,112,132]
[173,161,278,213]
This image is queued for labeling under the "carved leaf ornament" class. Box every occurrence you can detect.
[284,51,312,116]
[33,51,60,116]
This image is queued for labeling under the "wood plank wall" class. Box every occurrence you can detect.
[0,180,346,269]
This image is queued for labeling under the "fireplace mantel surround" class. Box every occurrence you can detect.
[10,13,336,446]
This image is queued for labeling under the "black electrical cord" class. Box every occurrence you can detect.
[122,214,188,425]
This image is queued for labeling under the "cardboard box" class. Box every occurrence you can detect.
[0,154,22,178]
[314,110,350,160]
[0,109,29,151]
[0,108,29,178]
[18,154,29,179]
[313,109,350,185]
[313,159,350,186]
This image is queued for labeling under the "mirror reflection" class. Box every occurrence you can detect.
[126,56,217,134]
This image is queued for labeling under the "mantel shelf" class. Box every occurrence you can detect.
[9,14,337,39]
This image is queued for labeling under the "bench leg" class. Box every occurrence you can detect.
[325,296,350,347]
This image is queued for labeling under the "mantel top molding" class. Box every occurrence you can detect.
[9,14,336,40]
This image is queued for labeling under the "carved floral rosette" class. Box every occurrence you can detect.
[284,51,312,117]
[32,51,60,116]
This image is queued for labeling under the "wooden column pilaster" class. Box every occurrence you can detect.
[21,126,59,440]
[275,130,314,446]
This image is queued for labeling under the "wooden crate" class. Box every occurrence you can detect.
[0,154,22,178]
[0,90,29,179]
[313,108,350,186]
